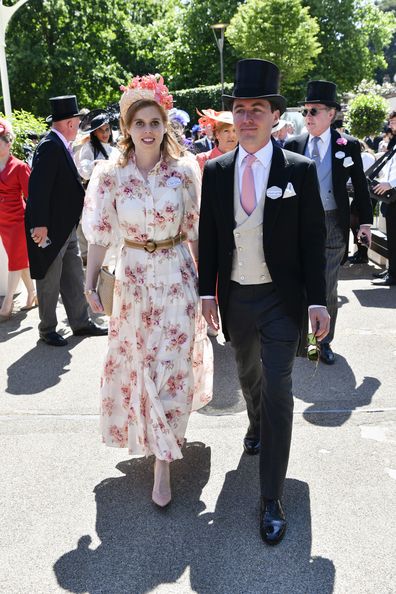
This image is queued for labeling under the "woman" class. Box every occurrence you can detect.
[82,75,213,508]
[76,110,119,182]
[195,109,237,173]
[0,119,36,321]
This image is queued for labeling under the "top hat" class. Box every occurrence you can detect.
[79,109,111,134]
[222,59,286,114]
[299,81,341,111]
[46,95,81,123]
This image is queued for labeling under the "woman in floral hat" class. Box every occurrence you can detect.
[195,109,237,172]
[82,75,213,507]
[0,119,37,320]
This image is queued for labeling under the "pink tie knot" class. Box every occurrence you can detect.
[244,154,256,167]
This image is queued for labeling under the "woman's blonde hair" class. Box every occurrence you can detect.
[118,99,184,166]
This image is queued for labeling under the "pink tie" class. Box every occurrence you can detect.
[241,154,257,215]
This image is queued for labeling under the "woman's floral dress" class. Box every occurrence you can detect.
[82,155,213,461]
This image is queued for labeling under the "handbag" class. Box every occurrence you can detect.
[97,266,115,316]
[365,146,396,205]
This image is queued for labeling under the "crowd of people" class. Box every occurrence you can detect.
[1,57,395,546]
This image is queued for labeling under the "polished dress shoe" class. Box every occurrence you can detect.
[372,268,388,279]
[371,273,396,287]
[320,343,335,365]
[260,498,286,545]
[348,251,368,264]
[243,436,260,455]
[40,331,68,347]
[73,321,108,336]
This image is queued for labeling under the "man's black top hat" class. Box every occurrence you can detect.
[299,80,341,111]
[222,59,287,114]
[46,95,80,124]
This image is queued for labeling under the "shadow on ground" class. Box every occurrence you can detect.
[54,442,335,594]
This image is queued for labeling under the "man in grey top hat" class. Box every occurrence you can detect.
[285,81,373,364]
[25,95,107,346]
[198,59,330,545]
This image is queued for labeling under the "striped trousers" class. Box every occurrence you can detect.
[323,210,346,344]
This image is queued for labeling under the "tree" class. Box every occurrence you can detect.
[345,94,388,137]
[225,0,321,92]
[303,0,396,94]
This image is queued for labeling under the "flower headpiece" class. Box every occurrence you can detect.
[119,74,173,120]
[168,108,190,127]
[0,118,13,137]
[196,108,233,129]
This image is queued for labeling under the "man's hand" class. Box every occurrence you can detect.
[373,181,392,195]
[201,298,220,331]
[31,226,48,245]
[309,306,330,342]
[357,225,372,247]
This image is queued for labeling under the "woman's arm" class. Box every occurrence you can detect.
[84,243,108,313]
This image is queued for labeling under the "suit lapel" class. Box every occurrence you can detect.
[217,148,238,232]
[49,131,82,185]
[296,133,309,156]
[331,129,344,200]
[264,142,294,242]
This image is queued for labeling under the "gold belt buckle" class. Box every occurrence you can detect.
[144,240,157,253]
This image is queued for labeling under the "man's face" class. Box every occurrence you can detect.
[233,98,279,152]
[303,103,335,137]
[388,117,396,134]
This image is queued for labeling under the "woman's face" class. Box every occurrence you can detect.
[0,136,11,159]
[128,105,166,156]
[94,123,111,144]
[216,125,237,153]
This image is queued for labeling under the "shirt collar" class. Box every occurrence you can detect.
[52,128,70,150]
[309,126,331,145]
[238,140,273,169]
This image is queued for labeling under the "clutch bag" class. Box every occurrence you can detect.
[97,267,115,316]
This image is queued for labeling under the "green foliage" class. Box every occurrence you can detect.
[172,83,234,123]
[345,94,389,138]
[0,109,47,161]
[303,0,396,94]
[226,0,321,90]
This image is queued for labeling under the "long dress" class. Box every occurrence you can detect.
[82,154,213,461]
[0,155,30,271]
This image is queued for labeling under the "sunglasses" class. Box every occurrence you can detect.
[0,136,11,144]
[301,107,330,117]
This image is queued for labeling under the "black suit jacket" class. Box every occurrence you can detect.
[194,137,214,154]
[285,130,373,251]
[25,131,85,279]
[198,141,327,341]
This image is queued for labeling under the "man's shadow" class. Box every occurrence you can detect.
[6,340,80,395]
[293,355,380,426]
[54,445,335,594]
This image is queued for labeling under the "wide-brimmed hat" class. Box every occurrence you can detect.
[299,80,341,111]
[197,109,234,127]
[222,59,286,115]
[46,95,80,123]
[80,109,110,134]
[272,119,288,133]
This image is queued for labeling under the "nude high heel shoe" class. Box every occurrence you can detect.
[20,294,38,311]
[152,459,171,508]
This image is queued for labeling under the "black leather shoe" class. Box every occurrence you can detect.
[40,331,68,347]
[320,343,335,365]
[371,274,396,287]
[260,498,286,545]
[348,251,368,264]
[243,436,260,455]
[372,268,388,279]
[73,321,108,337]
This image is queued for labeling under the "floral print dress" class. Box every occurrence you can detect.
[82,155,213,461]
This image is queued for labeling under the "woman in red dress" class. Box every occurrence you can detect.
[195,109,237,173]
[0,119,36,320]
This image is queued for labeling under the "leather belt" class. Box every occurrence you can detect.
[124,232,186,253]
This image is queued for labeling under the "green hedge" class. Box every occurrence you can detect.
[0,109,47,161]
[172,83,234,124]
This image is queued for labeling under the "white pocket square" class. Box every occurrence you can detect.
[283,182,296,198]
[343,157,354,168]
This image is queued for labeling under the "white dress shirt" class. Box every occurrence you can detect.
[308,127,331,161]
[238,141,273,207]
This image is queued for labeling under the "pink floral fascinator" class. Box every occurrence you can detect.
[0,118,13,136]
[119,74,173,120]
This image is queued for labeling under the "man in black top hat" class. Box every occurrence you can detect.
[198,59,330,545]
[285,80,373,364]
[25,95,107,346]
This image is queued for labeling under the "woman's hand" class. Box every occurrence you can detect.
[85,290,104,313]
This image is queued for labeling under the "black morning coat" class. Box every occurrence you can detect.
[25,131,85,279]
[198,140,328,342]
[285,129,373,259]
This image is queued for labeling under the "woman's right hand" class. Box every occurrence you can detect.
[85,290,104,313]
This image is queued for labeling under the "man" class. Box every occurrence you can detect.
[285,81,372,364]
[25,95,107,346]
[198,59,330,545]
[271,118,288,147]
[372,111,396,286]
[194,117,215,153]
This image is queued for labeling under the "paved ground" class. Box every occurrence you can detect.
[0,261,395,594]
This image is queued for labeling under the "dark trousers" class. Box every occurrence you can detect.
[385,202,396,277]
[226,282,300,499]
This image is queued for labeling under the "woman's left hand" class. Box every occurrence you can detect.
[85,291,104,313]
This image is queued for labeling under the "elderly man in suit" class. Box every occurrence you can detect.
[198,59,330,545]
[25,95,107,346]
[285,81,373,364]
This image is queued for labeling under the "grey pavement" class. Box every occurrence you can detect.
[0,261,395,594]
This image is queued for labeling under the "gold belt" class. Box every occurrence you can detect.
[124,233,186,253]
